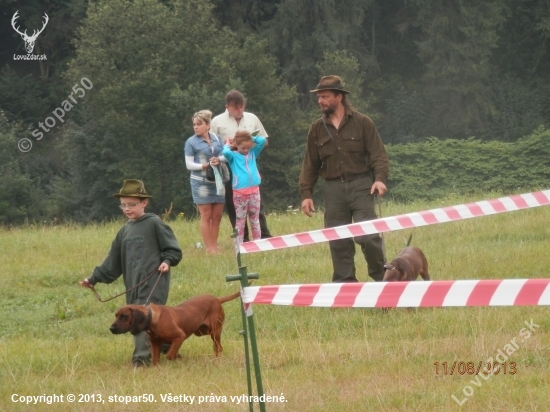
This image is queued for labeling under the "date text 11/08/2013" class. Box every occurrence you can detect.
[434,361,517,376]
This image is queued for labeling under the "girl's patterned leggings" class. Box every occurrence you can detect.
[233,191,261,244]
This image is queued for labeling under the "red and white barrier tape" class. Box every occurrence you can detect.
[241,279,550,308]
[239,190,550,254]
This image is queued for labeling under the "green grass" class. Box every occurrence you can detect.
[1,193,550,411]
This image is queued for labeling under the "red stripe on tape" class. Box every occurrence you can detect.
[532,191,550,204]
[323,228,340,241]
[514,278,550,305]
[465,202,484,217]
[509,195,528,209]
[241,240,260,252]
[254,285,280,304]
[375,282,409,307]
[420,281,455,307]
[396,215,415,228]
[418,211,438,224]
[443,207,461,221]
[372,220,391,233]
[349,224,367,237]
[333,283,364,307]
[488,199,507,212]
[267,237,289,250]
[293,284,321,306]
[466,280,502,306]
[296,232,315,246]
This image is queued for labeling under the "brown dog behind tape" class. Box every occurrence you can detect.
[110,291,240,366]
[383,235,430,282]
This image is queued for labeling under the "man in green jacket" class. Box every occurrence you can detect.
[300,76,389,283]
[80,179,182,367]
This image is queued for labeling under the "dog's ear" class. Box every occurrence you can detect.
[129,307,149,335]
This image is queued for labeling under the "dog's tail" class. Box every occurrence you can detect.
[219,281,253,303]
[406,233,413,247]
[219,291,241,304]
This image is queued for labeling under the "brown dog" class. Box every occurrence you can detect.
[383,246,430,282]
[110,291,240,366]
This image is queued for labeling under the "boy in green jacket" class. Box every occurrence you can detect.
[80,180,182,367]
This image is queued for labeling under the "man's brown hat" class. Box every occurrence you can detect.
[113,179,152,198]
[310,75,351,94]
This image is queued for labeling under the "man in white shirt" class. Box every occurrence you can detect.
[210,90,272,241]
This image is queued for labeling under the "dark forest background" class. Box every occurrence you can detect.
[1,0,549,224]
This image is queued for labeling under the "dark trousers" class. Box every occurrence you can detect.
[323,176,386,283]
[225,178,272,242]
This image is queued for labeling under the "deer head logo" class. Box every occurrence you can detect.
[11,11,49,54]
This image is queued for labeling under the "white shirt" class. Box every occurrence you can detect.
[210,110,268,140]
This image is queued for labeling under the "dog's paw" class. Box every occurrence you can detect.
[166,353,182,361]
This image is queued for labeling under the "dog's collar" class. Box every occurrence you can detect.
[144,305,153,330]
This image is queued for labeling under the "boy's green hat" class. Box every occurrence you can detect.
[113,179,152,198]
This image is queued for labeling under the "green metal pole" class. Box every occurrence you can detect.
[243,274,266,412]
[227,229,266,412]
[228,229,253,412]
[238,294,254,412]
[227,271,263,411]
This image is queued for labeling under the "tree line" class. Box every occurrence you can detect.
[0,0,549,225]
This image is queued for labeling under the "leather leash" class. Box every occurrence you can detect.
[376,194,387,264]
[88,269,162,303]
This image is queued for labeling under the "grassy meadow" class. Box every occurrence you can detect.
[1,192,549,411]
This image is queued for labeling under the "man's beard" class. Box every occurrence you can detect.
[321,103,337,115]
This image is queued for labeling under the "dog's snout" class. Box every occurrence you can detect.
[109,324,119,334]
